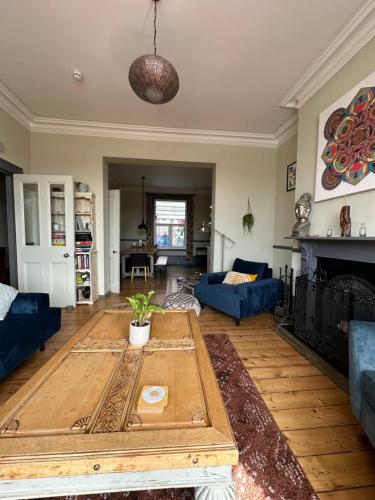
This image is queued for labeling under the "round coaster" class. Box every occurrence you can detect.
[142,386,165,404]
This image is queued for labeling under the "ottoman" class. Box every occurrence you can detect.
[162,292,201,317]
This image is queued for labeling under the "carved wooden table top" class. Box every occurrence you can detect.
[0,310,238,481]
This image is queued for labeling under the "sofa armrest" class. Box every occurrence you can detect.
[8,293,50,316]
[199,272,227,285]
[349,321,375,419]
[235,278,283,312]
[264,267,273,279]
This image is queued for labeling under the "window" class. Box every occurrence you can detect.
[155,200,186,249]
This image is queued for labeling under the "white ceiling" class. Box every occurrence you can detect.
[109,161,213,190]
[0,0,367,134]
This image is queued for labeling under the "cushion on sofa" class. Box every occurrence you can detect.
[223,271,257,285]
[8,293,49,315]
[361,370,375,410]
[232,258,268,279]
[0,283,18,320]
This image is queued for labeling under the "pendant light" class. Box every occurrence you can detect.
[129,0,179,104]
[138,176,147,230]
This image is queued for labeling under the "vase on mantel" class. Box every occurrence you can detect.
[359,223,367,238]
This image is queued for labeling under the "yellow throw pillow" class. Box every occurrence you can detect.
[222,271,257,285]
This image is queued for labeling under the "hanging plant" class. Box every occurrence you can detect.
[242,198,254,236]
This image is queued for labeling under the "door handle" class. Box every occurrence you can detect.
[63,253,70,258]
[113,250,117,254]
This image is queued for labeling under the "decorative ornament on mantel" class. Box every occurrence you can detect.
[242,198,254,236]
[129,0,179,105]
[340,205,351,237]
[291,193,312,237]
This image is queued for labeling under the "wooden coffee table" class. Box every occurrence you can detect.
[0,310,238,499]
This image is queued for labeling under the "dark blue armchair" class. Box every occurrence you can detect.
[349,321,375,448]
[194,258,283,325]
[0,293,61,380]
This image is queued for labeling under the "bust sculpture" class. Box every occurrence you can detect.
[291,193,312,237]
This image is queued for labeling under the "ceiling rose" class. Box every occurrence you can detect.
[129,0,179,105]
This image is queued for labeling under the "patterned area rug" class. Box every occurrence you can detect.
[45,334,316,500]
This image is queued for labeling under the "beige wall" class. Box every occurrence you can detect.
[0,108,30,171]
[30,133,277,294]
[293,37,375,273]
[273,134,297,274]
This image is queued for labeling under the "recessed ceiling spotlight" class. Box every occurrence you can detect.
[72,69,84,81]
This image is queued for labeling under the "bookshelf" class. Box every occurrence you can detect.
[75,193,98,304]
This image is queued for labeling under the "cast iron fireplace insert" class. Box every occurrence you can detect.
[293,257,375,374]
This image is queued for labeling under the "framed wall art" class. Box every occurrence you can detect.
[286,161,296,191]
[315,70,375,202]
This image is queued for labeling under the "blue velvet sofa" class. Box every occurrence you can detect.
[349,321,375,448]
[194,258,283,325]
[0,293,61,381]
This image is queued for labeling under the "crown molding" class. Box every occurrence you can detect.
[0,82,33,128]
[0,79,296,148]
[279,0,375,109]
[274,115,298,146]
[30,117,279,148]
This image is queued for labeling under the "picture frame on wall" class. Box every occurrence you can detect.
[314,70,375,202]
[286,162,296,192]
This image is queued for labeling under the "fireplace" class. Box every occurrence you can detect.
[289,237,375,374]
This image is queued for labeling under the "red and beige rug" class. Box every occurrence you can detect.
[47,334,317,500]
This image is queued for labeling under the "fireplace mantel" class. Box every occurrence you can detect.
[285,236,375,241]
[284,235,375,272]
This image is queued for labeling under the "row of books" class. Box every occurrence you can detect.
[76,286,91,302]
[52,233,66,246]
[75,240,92,251]
[76,254,90,269]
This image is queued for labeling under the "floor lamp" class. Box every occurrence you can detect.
[199,221,235,272]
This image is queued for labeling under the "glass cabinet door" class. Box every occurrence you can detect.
[23,184,41,246]
[50,184,66,246]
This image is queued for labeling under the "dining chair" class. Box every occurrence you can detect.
[129,253,150,282]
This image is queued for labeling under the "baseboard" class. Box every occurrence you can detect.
[273,322,349,394]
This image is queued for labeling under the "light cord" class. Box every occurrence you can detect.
[153,0,157,55]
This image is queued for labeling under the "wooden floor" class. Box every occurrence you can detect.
[1,266,375,499]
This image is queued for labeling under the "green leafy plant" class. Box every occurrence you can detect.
[126,291,164,326]
[242,197,254,235]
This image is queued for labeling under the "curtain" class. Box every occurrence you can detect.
[145,193,154,245]
[186,195,194,260]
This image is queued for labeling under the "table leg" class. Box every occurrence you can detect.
[121,255,126,278]
[149,254,154,277]
[195,482,236,500]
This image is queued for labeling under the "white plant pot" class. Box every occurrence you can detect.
[129,320,151,346]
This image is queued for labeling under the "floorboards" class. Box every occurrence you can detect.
[1,266,375,498]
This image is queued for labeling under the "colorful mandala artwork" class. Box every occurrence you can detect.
[320,86,375,192]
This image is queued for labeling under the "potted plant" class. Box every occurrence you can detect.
[242,197,254,236]
[126,291,164,346]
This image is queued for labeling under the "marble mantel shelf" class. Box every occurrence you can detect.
[285,236,375,241]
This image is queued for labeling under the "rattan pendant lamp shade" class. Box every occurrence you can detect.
[129,0,179,104]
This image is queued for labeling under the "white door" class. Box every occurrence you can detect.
[109,189,121,293]
[14,174,76,307]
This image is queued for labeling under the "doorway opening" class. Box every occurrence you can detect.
[0,158,23,287]
[106,158,214,294]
